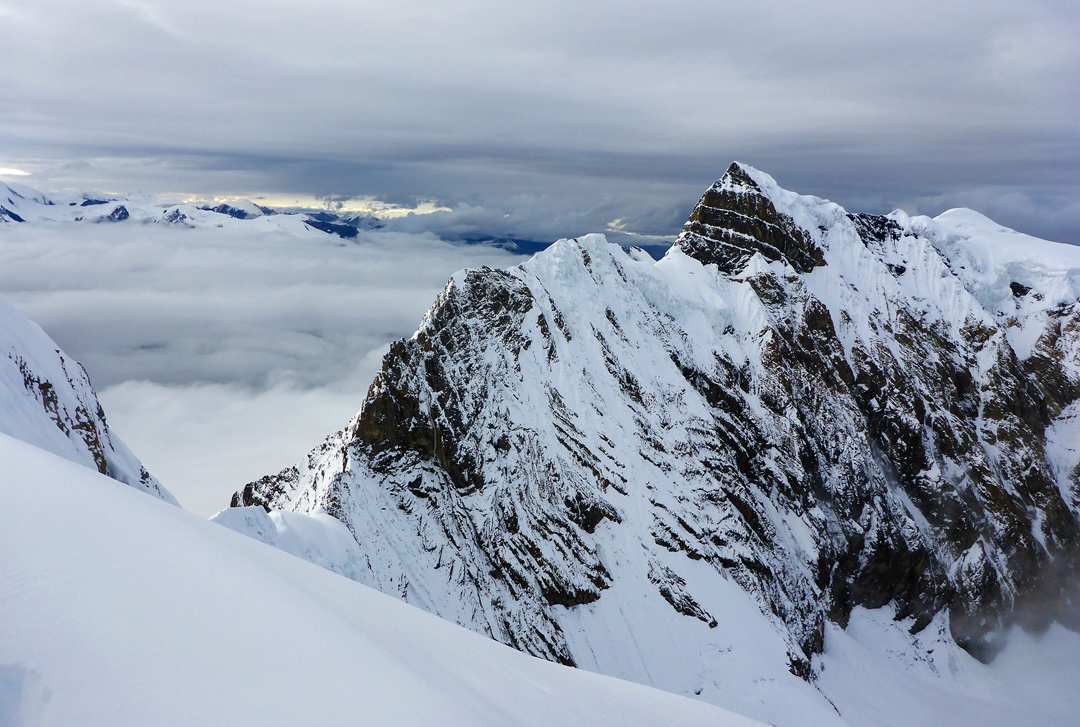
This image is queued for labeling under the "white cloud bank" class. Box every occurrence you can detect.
[97,379,367,516]
[0,221,526,514]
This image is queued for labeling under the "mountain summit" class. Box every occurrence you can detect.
[226,164,1079,725]
[676,162,826,273]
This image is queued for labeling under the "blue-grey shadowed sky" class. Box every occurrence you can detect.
[2,0,1077,243]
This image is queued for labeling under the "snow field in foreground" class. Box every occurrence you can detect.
[0,433,759,727]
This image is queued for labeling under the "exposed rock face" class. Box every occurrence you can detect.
[234,164,1079,699]
[101,205,130,222]
[676,163,826,274]
[673,165,1080,657]
[0,293,176,503]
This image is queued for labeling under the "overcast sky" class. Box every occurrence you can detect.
[2,0,1077,243]
[2,0,1078,514]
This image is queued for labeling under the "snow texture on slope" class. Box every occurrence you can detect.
[0,432,758,727]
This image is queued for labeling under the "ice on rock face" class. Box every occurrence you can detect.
[227,164,1079,726]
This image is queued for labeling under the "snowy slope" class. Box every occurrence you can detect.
[0,432,758,727]
[0,293,175,503]
[814,606,1079,727]
[211,505,372,582]
[230,163,1079,725]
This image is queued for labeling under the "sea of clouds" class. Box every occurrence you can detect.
[0,221,528,515]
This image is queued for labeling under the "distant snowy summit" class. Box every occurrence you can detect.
[0,292,176,503]
[0,179,381,239]
[225,162,1080,726]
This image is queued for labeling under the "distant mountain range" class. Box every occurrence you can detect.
[0,178,675,257]
[1,179,381,239]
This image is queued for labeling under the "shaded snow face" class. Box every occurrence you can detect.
[233,164,1079,724]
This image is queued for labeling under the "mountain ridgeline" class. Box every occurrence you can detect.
[232,164,1079,692]
[0,294,176,504]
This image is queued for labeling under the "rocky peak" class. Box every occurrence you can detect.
[674,162,826,274]
[225,167,1080,722]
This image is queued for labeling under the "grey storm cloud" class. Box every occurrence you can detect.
[1,0,1077,243]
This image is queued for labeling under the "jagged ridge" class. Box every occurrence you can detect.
[232,163,1079,710]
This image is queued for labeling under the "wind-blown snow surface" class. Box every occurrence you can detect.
[0,293,174,503]
[211,505,371,582]
[230,164,1079,726]
[815,607,1080,727]
[0,433,756,727]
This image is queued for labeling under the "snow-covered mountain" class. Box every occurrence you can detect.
[2,260,754,727]
[0,179,380,239]
[0,432,759,727]
[226,163,1079,725]
[0,292,175,503]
